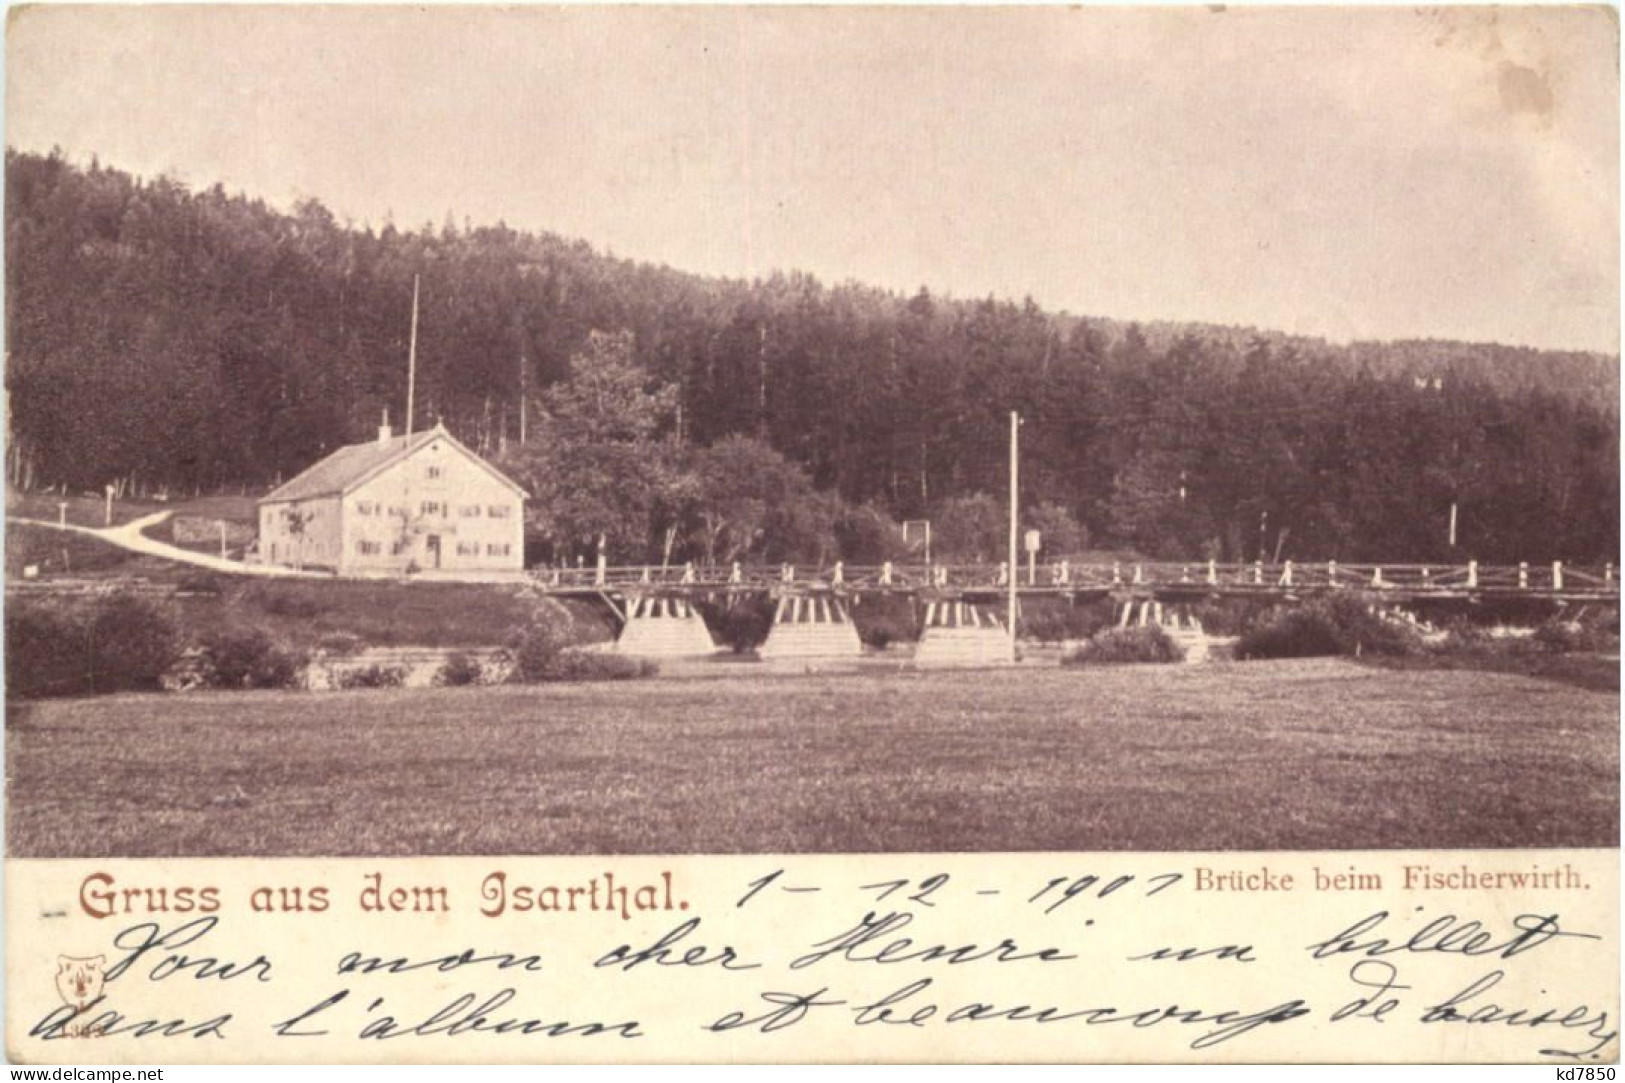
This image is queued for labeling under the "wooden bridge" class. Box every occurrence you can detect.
[533,558,1619,603]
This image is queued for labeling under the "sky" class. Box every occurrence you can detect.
[6,5,1619,353]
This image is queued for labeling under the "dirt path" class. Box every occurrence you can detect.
[12,511,316,577]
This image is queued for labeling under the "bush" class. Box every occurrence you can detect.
[508,623,573,682]
[1235,607,1344,660]
[1426,616,1496,655]
[1020,600,1110,644]
[336,663,409,689]
[84,593,182,693]
[1189,597,1273,637]
[1063,625,1184,665]
[508,632,656,683]
[696,596,775,653]
[8,592,183,696]
[5,603,89,698]
[1531,620,1617,655]
[850,595,920,650]
[436,651,486,687]
[197,628,306,689]
[533,650,657,682]
[1237,593,1421,661]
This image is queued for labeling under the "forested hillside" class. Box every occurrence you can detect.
[5,149,1618,564]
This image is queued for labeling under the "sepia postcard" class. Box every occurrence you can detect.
[2,3,1618,1066]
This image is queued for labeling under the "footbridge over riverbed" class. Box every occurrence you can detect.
[542,558,1618,602]
[546,559,1617,659]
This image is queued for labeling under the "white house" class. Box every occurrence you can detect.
[257,420,527,576]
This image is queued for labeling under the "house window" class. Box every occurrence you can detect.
[459,505,481,518]
[420,501,443,517]
[426,465,443,479]
[390,540,407,556]
[457,541,478,557]
[486,543,511,557]
[488,505,512,519]
[357,540,381,556]
[356,500,378,516]
[389,505,406,518]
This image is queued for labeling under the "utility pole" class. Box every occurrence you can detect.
[1008,411,1020,663]
[518,346,528,447]
[405,274,420,438]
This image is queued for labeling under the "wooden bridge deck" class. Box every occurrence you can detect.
[531,560,1619,603]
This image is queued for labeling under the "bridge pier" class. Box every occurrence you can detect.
[757,593,863,659]
[915,600,1010,666]
[614,594,718,656]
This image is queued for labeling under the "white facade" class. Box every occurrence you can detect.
[258,423,526,576]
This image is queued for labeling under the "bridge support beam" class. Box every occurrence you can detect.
[615,594,717,656]
[758,594,863,659]
[915,601,1010,666]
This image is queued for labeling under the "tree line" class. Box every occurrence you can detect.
[5,149,1618,565]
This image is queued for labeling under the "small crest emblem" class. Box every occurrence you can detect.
[55,955,105,1011]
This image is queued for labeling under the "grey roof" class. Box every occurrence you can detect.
[260,425,527,504]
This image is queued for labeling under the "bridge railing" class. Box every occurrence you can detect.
[527,560,1617,595]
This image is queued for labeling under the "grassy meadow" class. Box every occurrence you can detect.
[7,658,1616,857]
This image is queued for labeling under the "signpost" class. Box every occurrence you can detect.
[1025,529,1041,586]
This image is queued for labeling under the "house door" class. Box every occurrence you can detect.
[426,535,441,569]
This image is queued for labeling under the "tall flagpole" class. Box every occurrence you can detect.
[1008,410,1019,663]
[405,274,420,437]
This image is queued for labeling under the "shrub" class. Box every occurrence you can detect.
[1235,607,1344,660]
[509,623,573,682]
[508,641,656,683]
[336,663,409,689]
[1237,593,1421,661]
[7,593,181,697]
[5,602,89,698]
[84,593,182,693]
[1190,597,1273,637]
[507,617,657,682]
[1426,617,1496,655]
[850,595,920,650]
[197,628,306,689]
[436,651,486,687]
[1531,620,1616,654]
[697,596,774,653]
[1020,600,1110,644]
[1063,625,1184,665]
[533,650,657,682]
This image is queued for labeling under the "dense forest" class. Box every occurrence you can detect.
[5,149,1619,565]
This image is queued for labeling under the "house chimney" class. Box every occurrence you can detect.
[378,409,393,446]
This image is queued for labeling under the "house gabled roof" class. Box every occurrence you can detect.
[259,423,529,505]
